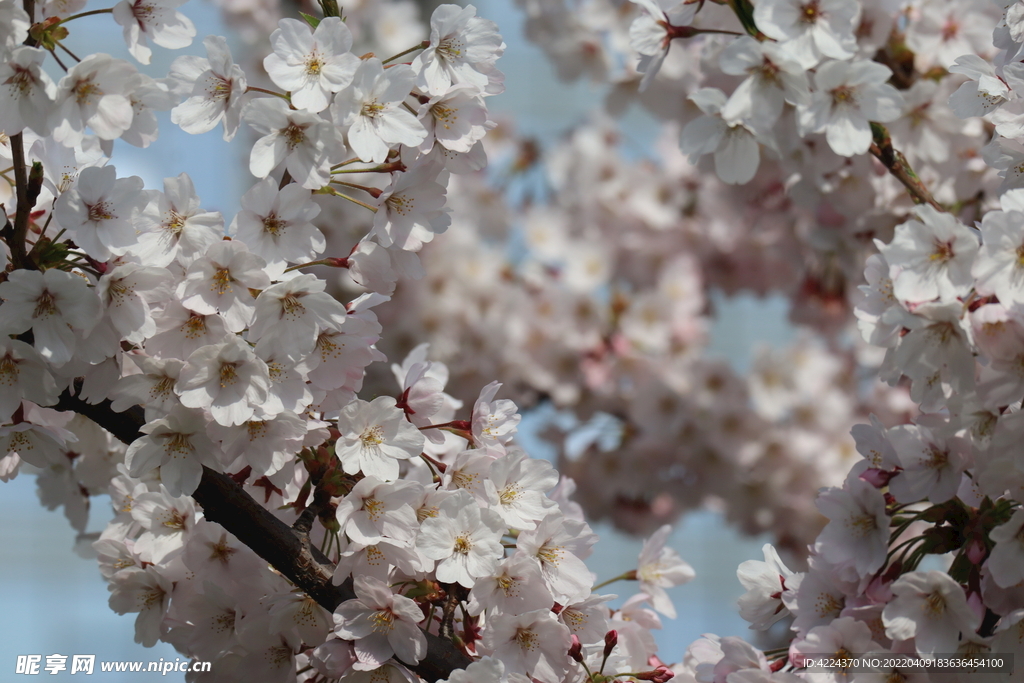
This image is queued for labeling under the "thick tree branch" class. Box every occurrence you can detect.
[53,385,471,682]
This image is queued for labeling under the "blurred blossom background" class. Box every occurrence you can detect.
[2,0,812,677]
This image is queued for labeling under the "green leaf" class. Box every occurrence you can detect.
[299,11,320,28]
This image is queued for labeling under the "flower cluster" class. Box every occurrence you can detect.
[0,1,700,682]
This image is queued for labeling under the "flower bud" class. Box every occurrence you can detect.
[568,634,583,663]
[603,629,617,659]
[635,665,674,683]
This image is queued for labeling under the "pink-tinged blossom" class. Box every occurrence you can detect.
[413,4,505,96]
[0,46,56,135]
[948,54,1010,119]
[371,162,450,250]
[876,204,979,304]
[54,165,146,261]
[886,423,969,504]
[718,37,810,132]
[50,53,137,147]
[753,0,859,68]
[133,172,224,268]
[110,353,184,419]
[125,407,221,496]
[0,268,101,366]
[331,59,426,164]
[120,72,177,149]
[230,178,325,279]
[176,240,270,332]
[418,84,491,153]
[882,570,980,655]
[263,17,359,114]
[484,449,558,530]
[144,303,232,360]
[334,476,420,547]
[96,264,173,345]
[472,381,521,448]
[245,96,344,189]
[637,524,695,618]
[737,543,795,630]
[334,396,425,481]
[107,566,173,647]
[247,274,348,363]
[986,509,1024,588]
[417,490,506,587]
[0,423,65,469]
[333,575,426,670]
[168,35,247,141]
[480,609,572,683]
[517,511,596,603]
[628,0,698,91]
[789,617,880,677]
[175,336,272,427]
[0,340,58,423]
[799,60,904,158]
[130,487,196,564]
[469,552,554,616]
[815,476,889,579]
[112,0,196,65]
[972,189,1024,306]
[208,410,307,478]
[680,88,764,185]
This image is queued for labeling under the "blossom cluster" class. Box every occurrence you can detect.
[0,0,702,681]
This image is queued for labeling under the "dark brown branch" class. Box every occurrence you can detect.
[53,385,471,681]
[869,122,944,213]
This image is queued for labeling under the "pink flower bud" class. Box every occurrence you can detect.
[636,665,674,682]
[603,630,618,659]
[568,634,583,662]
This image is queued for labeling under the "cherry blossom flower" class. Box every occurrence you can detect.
[334,396,425,481]
[0,268,100,366]
[628,0,698,91]
[417,489,506,586]
[680,88,764,185]
[334,476,420,547]
[637,524,695,618]
[245,96,344,189]
[484,449,558,530]
[0,339,59,423]
[0,46,56,135]
[413,3,505,96]
[876,204,979,304]
[736,543,795,630]
[133,172,224,267]
[125,407,221,496]
[112,0,196,65]
[176,240,270,332]
[469,553,554,616]
[333,575,426,670]
[418,84,491,153]
[985,509,1024,588]
[175,336,272,427]
[798,60,904,158]
[753,0,859,69]
[247,274,348,363]
[53,165,146,261]
[815,476,889,579]
[230,178,325,279]
[371,162,450,250]
[882,570,981,655]
[264,17,359,114]
[331,59,426,163]
[168,35,247,141]
[50,53,137,147]
[480,609,572,683]
[718,37,810,132]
